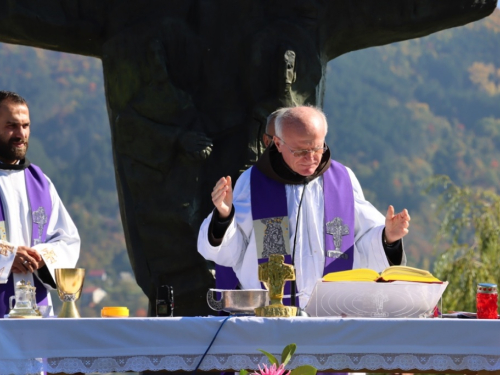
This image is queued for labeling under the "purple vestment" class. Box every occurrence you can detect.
[215,161,355,305]
[0,164,51,317]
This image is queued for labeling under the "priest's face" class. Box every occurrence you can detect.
[0,100,30,164]
[275,108,327,177]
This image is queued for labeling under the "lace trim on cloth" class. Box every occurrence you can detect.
[1,353,500,374]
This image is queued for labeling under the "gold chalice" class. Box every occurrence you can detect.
[55,268,85,318]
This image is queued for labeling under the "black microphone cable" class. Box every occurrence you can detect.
[290,179,309,308]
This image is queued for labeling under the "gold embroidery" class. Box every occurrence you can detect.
[0,242,15,257]
[40,248,57,264]
[0,221,6,241]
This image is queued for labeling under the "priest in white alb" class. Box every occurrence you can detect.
[198,106,410,310]
[0,91,80,317]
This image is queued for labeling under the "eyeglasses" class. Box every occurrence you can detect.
[276,137,328,158]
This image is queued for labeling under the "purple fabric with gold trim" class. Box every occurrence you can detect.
[0,164,51,317]
[250,166,295,302]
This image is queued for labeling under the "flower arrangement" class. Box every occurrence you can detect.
[241,343,317,375]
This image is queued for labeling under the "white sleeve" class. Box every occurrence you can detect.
[0,240,17,283]
[198,168,255,267]
[347,167,403,272]
[33,177,80,290]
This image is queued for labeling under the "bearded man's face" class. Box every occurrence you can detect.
[0,100,30,164]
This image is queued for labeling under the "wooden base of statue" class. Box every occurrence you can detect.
[255,304,297,317]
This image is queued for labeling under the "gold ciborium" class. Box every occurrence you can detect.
[55,268,85,318]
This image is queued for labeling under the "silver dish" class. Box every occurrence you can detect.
[207,289,268,315]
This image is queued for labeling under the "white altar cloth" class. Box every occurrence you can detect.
[0,316,499,374]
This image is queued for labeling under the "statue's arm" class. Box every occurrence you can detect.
[321,0,497,60]
[0,0,106,57]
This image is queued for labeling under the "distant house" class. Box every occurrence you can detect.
[87,269,107,282]
[81,286,107,306]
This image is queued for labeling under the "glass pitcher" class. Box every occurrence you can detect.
[8,280,41,318]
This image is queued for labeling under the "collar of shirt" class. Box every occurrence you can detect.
[0,158,30,170]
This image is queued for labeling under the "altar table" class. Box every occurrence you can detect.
[0,316,499,374]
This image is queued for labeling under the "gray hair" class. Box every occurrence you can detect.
[266,108,287,135]
[275,105,328,139]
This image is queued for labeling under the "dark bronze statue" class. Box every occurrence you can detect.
[0,0,496,316]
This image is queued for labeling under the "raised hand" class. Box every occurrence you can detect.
[211,176,233,219]
[384,205,411,244]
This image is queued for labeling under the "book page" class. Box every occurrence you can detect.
[380,266,442,283]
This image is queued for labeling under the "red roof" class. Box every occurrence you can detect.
[87,269,106,277]
[82,286,99,294]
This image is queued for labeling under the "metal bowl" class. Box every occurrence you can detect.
[207,289,268,315]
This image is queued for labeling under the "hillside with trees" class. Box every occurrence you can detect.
[0,9,498,316]
[0,43,148,316]
[324,9,500,270]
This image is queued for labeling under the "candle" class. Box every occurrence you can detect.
[476,283,498,319]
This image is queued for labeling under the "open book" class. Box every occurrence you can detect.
[323,266,442,283]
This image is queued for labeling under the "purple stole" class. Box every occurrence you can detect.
[0,164,52,317]
[215,161,355,305]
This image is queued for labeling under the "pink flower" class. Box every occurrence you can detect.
[251,363,290,375]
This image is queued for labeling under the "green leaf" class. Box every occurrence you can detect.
[240,370,249,375]
[258,349,279,366]
[290,365,317,375]
[281,343,297,367]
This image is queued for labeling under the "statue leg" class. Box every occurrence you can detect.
[113,113,214,317]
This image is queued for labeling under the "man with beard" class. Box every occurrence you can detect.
[0,91,80,318]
